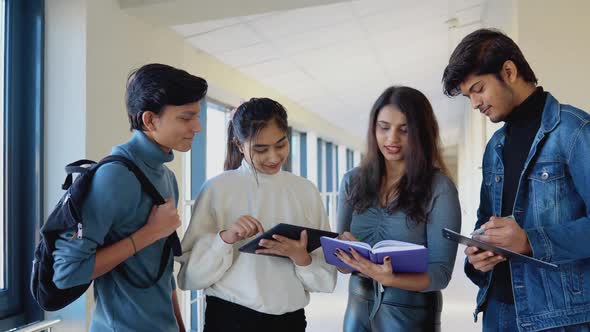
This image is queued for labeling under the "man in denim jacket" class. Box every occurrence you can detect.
[443,28,590,331]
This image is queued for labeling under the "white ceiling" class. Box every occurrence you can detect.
[168,0,486,146]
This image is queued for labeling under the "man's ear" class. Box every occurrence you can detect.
[141,111,156,131]
[501,60,518,84]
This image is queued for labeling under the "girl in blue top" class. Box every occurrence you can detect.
[335,86,461,332]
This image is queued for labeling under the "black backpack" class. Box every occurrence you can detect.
[31,155,182,311]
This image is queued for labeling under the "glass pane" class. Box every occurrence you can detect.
[291,131,300,176]
[205,102,230,180]
[0,0,6,290]
[321,141,327,193]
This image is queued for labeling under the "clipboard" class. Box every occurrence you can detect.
[238,223,338,258]
[442,228,558,270]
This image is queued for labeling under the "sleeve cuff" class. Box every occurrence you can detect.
[52,252,96,289]
[214,232,234,252]
[525,227,550,261]
[294,253,321,275]
[464,258,489,288]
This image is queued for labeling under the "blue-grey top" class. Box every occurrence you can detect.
[337,168,462,295]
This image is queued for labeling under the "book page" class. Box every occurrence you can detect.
[326,237,371,250]
[372,240,425,253]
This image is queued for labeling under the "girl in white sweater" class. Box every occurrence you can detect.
[177,98,336,332]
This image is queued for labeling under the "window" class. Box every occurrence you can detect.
[187,99,231,332]
[346,148,354,171]
[317,138,324,192]
[0,0,44,328]
[0,0,5,291]
[289,129,307,176]
[334,144,339,191]
[326,142,334,194]
[299,132,307,178]
[316,139,343,228]
[205,101,230,179]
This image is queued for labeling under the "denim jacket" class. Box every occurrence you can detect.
[466,92,590,332]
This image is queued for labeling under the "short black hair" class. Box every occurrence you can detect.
[442,28,537,96]
[125,63,208,130]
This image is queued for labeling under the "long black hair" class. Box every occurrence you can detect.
[224,98,288,171]
[348,86,448,224]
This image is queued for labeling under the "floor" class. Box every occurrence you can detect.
[306,253,483,331]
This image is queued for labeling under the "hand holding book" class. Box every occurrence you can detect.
[333,245,394,283]
[256,230,312,266]
[321,236,430,290]
[334,232,358,274]
[321,237,428,273]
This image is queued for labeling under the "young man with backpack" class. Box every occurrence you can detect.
[50,63,207,331]
[443,29,590,331]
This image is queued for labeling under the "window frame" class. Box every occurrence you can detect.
[204,99,231,180]
[0,0,44,328]
[188,97,233,332]
[317,138,324,192]
[299,132,307,178]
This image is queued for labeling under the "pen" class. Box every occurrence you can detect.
[470,215,515,236]
[470,228,485,236]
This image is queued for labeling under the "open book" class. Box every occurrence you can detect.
[320,236,428,273]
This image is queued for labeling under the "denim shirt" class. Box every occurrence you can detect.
[466,92,590,331]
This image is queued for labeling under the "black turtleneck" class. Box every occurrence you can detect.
[488,86,548,304]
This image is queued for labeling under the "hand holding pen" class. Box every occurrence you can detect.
[470,215,515,236]
[470,215,532,254]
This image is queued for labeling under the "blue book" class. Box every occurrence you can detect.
[320,236,428,273]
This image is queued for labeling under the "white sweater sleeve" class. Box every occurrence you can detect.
[176,185,233,291]
[294,186,337,293]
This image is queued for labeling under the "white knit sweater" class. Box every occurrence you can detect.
[176,160,337,315]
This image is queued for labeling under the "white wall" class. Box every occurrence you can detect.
[483,0,518,37]
[517,0,590,112]
[44,1,89,331]
[441,11,487,330]
[448,1,590,329]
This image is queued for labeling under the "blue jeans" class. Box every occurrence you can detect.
[483,298,590,332]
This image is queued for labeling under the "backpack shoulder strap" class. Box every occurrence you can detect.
[96,155,181,288]
[62,159,97,190]
[98,155,165,205]
[98,155,181,255]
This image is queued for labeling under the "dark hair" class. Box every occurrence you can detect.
[348,86,448,224]
[442,28,537,96]
[224,98,289,171]
[125,63,208,130]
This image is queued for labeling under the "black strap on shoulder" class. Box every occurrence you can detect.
[95,155,182,288]
[62,159,97,189]
[65,159,96,173]
[99,156,166,205]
